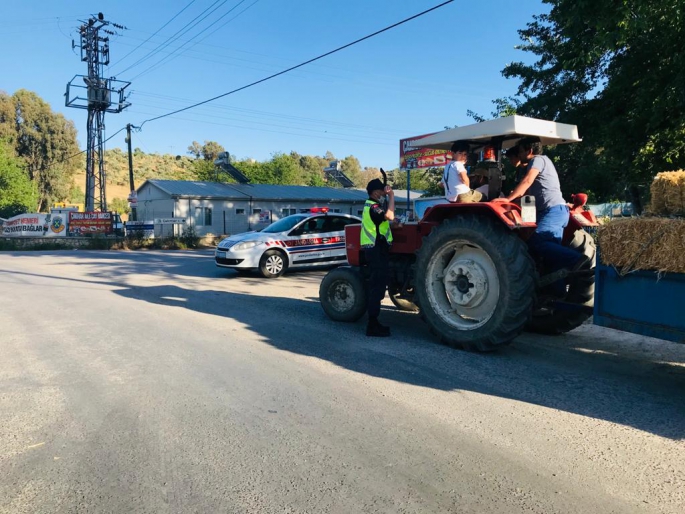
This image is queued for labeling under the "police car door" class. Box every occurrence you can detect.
[323,216,352,264]
[287,216,330,265]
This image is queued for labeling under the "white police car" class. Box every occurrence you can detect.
[215,208,361,278]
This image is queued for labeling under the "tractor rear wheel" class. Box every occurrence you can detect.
[415,216,536,351]
[319,266,368,322]
[527,229,596,335]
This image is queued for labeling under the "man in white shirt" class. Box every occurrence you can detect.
[441,141,483,203]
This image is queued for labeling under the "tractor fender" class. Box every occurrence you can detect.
[421,202,537,233]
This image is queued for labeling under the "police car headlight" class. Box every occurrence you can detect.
[233,240,261,251]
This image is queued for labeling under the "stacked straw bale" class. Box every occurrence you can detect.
[649,171,685,216]
[598,217,685,274]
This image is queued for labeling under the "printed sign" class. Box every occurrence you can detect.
[125,220,154,239]
[399,132,451,170]
[1,213,67,237]
[154,218,186,224]
[259,210,271,223]
[68,211,113,236]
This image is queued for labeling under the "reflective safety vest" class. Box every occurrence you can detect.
[360,199,393,247]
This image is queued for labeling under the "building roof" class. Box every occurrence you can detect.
[142,180,373,202]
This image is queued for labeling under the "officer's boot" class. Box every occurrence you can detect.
[366,317,391,337]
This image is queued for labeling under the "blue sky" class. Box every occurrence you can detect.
[0,0,547,170]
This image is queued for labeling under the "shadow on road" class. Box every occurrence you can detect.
[113,281,685,440]
[3,250,684,440]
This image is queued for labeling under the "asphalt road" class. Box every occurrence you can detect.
[0,250,683,514]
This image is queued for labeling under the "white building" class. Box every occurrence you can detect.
[135,180,374,237]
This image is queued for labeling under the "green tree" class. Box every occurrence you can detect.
[297,154,326,186]
[192,159,221,182]
[201,141,225,162]
[187,141,203,159]
[0,90,80,211]
[187,140,225,161]
[0,140,36,218]
[500,0,685,206]
[262,153,303,185]
[109,197,131,216]
[68,184,84,204]
[391,167,443,195]
[340,155,364,187]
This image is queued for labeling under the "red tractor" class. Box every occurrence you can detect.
[318,116,599,351]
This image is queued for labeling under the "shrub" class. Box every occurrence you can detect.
[180,225,199,248]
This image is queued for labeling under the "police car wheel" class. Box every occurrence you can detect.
[319,267,367,322]
[259,249,287,278]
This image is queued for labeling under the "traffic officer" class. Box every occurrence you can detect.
[361,178,396,337]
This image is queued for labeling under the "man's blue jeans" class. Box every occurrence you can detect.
[527,204,581,273]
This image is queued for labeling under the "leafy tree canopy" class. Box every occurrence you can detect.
[0,90,80,211]
[0,139,36,218]
[497,0,685,205]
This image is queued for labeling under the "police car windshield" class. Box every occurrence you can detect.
[261,214,309,233]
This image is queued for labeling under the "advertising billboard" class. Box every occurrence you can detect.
[68,211,113,236]
[1,213,67,237]
[399,132,451,170]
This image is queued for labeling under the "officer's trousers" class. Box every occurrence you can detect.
[364,239,390,319]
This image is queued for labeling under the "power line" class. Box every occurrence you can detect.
[114,37,496,101]
[108,0,197,70]
[115,0,230,76]
[129,0,260,81]
[130,90,408,135]
[0,13,89,27]
[130,109,396,146]
[119,23,499,98]
[139,0,454,128]
[37,126,128,175]
[130,101,398,141]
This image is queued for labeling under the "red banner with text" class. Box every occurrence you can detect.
[399,133,451,170]
[68,212,113,236]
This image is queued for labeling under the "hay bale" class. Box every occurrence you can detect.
[598,217,685,274]
[649,171,685,216]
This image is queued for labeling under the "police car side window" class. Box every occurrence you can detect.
[290,217,324,236]
[324,216,359,232]
[288,222,305,236]
[307,217,327,234]
[324,216,348,233]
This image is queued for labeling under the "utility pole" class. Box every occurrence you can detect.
[126,123,137,221]
[65,13,130,212]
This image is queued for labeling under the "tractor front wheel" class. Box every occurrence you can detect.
[415,216,536,351]
[319,266,368,322]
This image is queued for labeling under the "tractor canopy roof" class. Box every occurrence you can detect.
[408,115,581,151]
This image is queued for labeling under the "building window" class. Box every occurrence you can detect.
[236,208,245,215]
[252,208,262,214]
[282,208,296,216]
[195,207,212,226]
[357,210,363,216]
[332,208,341,213]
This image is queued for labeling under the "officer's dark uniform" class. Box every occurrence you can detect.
[361,179,393,337]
